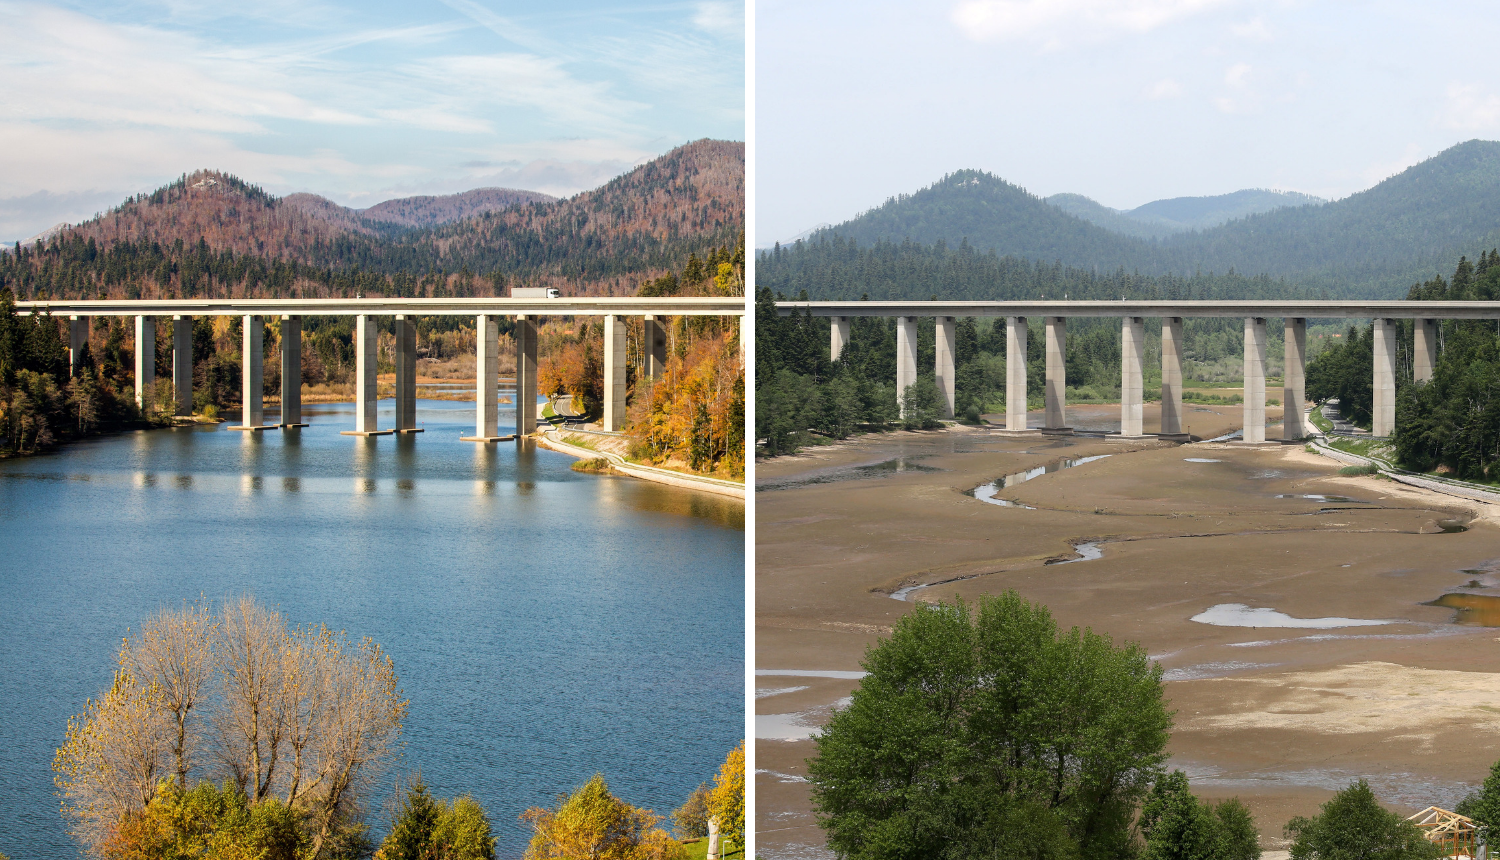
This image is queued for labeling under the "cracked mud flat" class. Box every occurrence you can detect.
[755,401,1500,858]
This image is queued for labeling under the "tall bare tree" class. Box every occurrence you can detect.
[215,595,290,802]
[53,668,171,851]
[122,601,217,788]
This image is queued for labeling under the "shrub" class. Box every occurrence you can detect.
[1285,779,1442,860]
[1338,463,1379,476]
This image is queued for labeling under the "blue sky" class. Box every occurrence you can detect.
[756,0,1500,245]
[0,0,744,244]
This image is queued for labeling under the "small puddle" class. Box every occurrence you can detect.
[1425,593,1500,626]
[756,686,809,699]
[972,455,1110,506]
[1184,458,1221,463]
[890,584,926,601]
[1190,603,1392,629]
[1047,541,1103,565]
[1275,494,1361,503]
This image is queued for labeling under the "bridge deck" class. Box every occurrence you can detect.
[776,299,1500,320]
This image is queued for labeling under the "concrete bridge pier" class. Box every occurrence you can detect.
[393,316,420,434]
[603,314,628,432]
[1159,318,1188,440]
[1043,317,1071,434]
[462,313,506,441]
[172,316,192,417]
[279,316,306,427]
[342,314,390,437]
[895,316,917,418]
[1002,317,1034,434]
[134,315,155,410]
[1414,318,1437,383]
[232,315,274,431]
[830,316,850,363]
[1119,317,1146,437]
[515,314,538,435]
[644,315,667,378]
[69,316,89,377]
[936,316,956,419]
[1283,318,1307,440]
[1373,317,1396,437]
[1238,317,1268,444]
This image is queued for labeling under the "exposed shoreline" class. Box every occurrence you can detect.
[755,401,1500,858]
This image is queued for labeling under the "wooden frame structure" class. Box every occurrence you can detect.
[1407,807,1480,858]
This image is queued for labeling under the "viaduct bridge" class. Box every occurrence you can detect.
[776,300,1500,443]
[19,297,745,440]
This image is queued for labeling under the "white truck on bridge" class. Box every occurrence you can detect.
[511,287,560,299]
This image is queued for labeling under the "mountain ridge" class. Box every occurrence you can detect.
[788,140,1500,297]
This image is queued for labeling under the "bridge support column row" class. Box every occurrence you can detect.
[69,316,89,377]
[173,316,192,417]
[134,315,154,409]
[280,316,305,427]
[1414,318,1436,383]
[1373,317,1396,437]
[516,315,538,435]
[1282,318,1306,440]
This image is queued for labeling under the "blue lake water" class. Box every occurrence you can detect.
[0,400,744,858]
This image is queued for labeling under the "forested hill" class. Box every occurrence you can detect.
[1047,188,1324,240]
[1,139,743,300]
[793,140,1500,298]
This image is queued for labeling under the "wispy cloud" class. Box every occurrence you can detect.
[0,0,741,242]
[1146,78,1183,100]
[951,0,1235,45]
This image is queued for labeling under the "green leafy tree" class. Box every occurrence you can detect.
[1285,779,1442,860]
[1140,771,1260,860]
[671,783,711,839]
[377,779,496,860]
[900,378,944,429]
[807,592,1172,860]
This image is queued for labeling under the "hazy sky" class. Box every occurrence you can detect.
[755,0,1500,245]
[0,0,744,244]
